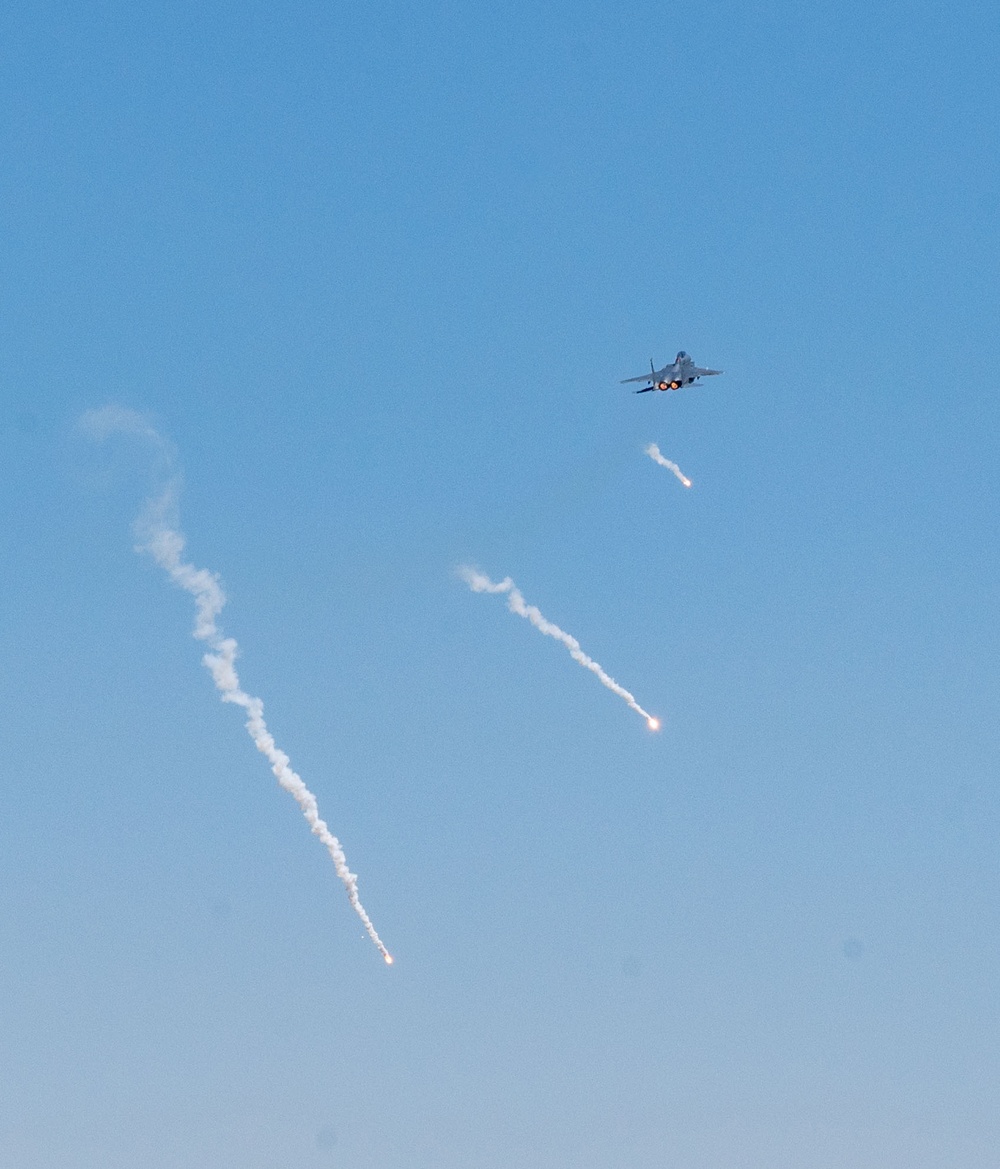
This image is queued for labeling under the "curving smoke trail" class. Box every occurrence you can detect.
[459,567,659,731]
[644,443,692,488]
[82,406,392,964]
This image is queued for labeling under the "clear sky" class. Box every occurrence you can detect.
[2,1,999,1166]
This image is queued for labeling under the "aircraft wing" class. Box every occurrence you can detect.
[621,373,655,384]
[692,367,723,377]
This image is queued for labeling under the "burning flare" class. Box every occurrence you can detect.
[644,443,691,488]
[82,406,392,965]
[459,567,660,730]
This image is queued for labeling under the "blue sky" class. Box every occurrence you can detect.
[2,0,999,1165]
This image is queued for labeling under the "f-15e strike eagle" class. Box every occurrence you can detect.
[621,351,723,393]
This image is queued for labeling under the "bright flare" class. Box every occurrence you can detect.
[647,718,661,732]
[459,567,658,729]
[644,443,692,488]
[82,406,393,966]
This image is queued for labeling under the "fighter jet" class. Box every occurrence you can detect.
[621,351,723,393]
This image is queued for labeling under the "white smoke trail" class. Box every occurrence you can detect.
[82,407,392,965]
[459,567,660,731]
[644,443,692,488]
